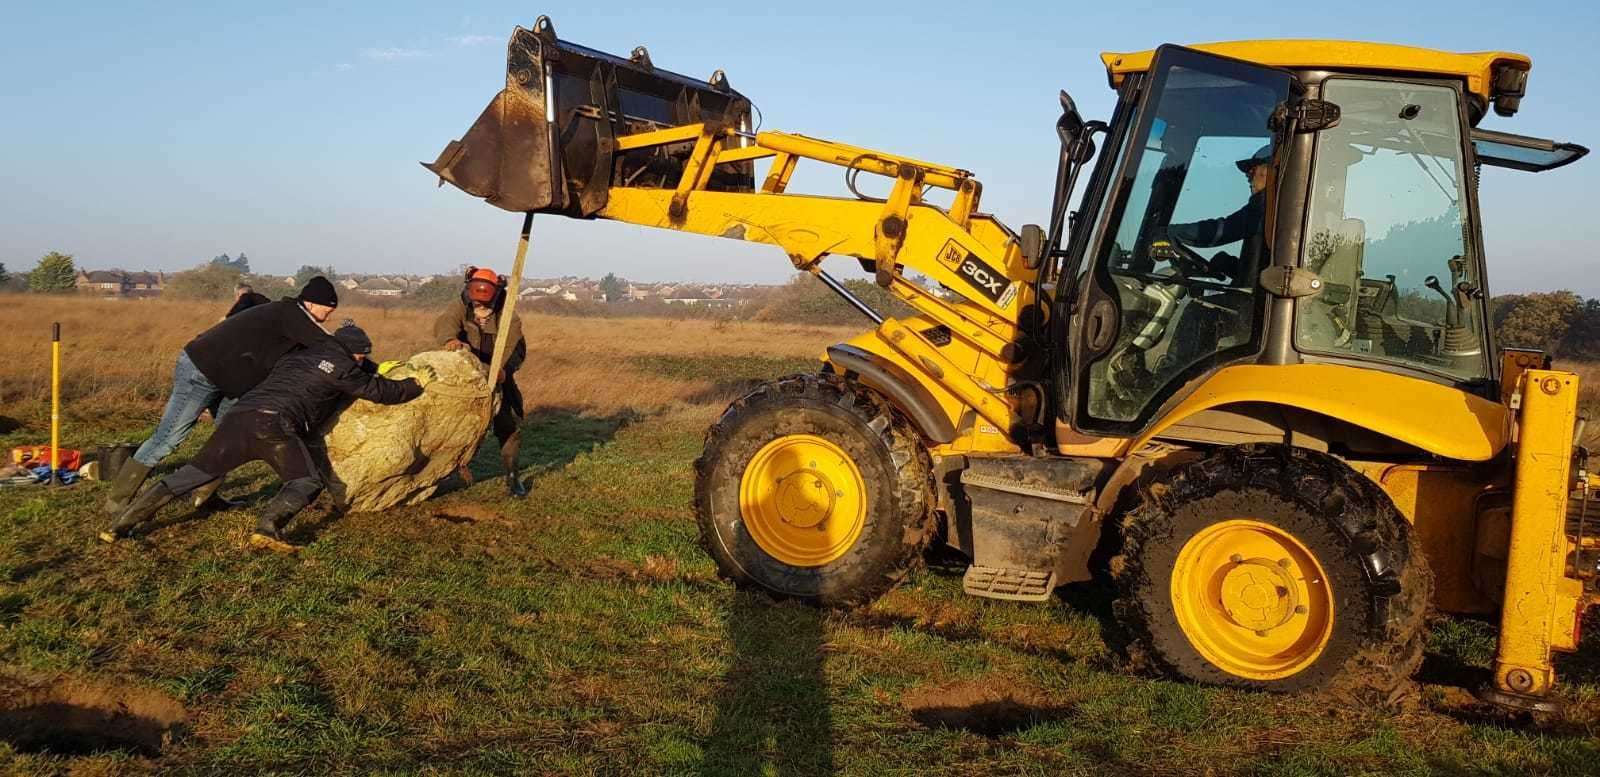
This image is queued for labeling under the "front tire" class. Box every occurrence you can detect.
[695,373,933,607]
[1112,444,1431,699]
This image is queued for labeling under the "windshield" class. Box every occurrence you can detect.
[1294,78,1487,381]
[1081,50,1291,425]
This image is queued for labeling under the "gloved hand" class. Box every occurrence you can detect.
[444,339,469,352]
[412,365,439,388]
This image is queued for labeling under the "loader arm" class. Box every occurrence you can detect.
[426,19,1038,449]
[600,126,1033,442]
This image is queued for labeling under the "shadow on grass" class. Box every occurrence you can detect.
[701,592,833,776]
[446,408,637,491]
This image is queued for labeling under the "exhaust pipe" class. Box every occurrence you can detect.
[424,15,755,216]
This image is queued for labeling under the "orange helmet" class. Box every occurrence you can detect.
[465,267,501,304]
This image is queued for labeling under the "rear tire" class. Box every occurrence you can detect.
[1112,444,1431,701]
[695,373,933,607]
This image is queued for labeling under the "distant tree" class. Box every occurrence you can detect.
[27,252,77,293]
[0,262,8,286]
[1492,291,1582,352]
[408,277,464,308]
[1557,297,1600,361]
[210,253,251,273]
[167,263,245,300]
[599,272,626,302]
[294,265,337,287]
[753,273,913,325]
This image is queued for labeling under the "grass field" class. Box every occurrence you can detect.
[1,294,1598,776]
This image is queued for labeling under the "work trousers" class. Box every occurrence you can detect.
[157,409,324,523]
[494,377,525,445]
[134,351,236,468]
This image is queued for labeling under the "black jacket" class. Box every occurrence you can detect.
[1170,191,1265,248]
[231,340,422,433]
[184,298,334,398]
[1168,191,1266,283]
[224,292,272,318]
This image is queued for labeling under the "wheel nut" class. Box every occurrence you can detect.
[1230,554,1244,564]
[1277,558,1291,568]
[1294,605,1308,614]
[1254,629,1269,637]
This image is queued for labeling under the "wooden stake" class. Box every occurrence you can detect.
[485,212,533,421]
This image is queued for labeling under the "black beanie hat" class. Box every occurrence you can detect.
[333,320,372,355]
[299,276,339,308]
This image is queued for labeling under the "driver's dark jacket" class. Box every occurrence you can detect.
[1168,191,1265,281]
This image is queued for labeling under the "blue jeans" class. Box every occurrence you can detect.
[133,351,236,467]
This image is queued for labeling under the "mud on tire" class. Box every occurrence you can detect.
[1111,444,1432,701]
[695,373,934,607]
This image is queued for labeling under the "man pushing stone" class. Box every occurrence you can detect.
[103,276,344,515]
[433,267,529,497]
[99,322,434,548]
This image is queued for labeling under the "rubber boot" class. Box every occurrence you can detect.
[253,506,292,541]
[501,432,528,498]
[190,480,242,511]
[102,459,153,515]
[249,504,300,552]
[249,477,321,550]
[98,481,176,543]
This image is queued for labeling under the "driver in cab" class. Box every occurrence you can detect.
[1155,144,1272,283]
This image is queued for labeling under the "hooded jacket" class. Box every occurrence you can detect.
[184,298,335,398]
[432,291,526,378]
[230,339,422,433]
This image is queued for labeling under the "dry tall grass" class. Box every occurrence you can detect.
[0,294,859,435]
[5,292,1598,447]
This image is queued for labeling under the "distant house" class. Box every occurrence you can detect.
[337,279,361,290]
[75,270,123,295]
[358,277,404,297]
[74,269,165,297]
[125,272,164,297]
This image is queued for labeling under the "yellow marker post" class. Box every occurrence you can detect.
[50,322,61,485]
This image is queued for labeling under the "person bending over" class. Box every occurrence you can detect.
[103,277,342,515]
[99,323,434,548]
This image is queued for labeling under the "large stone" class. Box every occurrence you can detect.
[321,350,499,512]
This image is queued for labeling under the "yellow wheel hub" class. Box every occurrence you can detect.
[1170,519,1334,680]
[739,434,867,567]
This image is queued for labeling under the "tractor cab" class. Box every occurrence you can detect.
[1047,42,1588,443]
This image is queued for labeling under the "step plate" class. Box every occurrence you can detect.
[963,565,1056,602]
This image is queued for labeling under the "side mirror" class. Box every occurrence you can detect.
[1020,224,1046,269]
[1056,90,1085,148]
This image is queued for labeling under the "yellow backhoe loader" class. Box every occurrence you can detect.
[426,17,1595,710]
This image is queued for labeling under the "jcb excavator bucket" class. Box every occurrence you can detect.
[424,15,755,216]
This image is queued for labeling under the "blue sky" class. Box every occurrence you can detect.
[2,1,1596,294]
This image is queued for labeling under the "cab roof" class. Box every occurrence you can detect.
[1100,40,1530,109]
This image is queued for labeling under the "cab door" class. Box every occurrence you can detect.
[1068,46,1295,436]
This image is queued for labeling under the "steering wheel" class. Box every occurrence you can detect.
[1147,233,1213,279]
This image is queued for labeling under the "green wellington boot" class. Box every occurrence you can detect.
[102,459,153,515]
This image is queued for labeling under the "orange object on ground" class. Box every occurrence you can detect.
[11,445,82,471]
